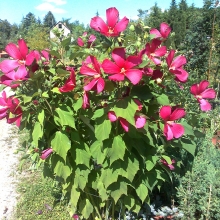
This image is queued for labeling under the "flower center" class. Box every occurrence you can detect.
[167,121,174,125]
[120,68,126,74]
[94,73,100,79]
[108,27,114,34]
[195,95,202,99]
[18,60,25,65]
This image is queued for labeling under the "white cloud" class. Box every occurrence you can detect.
[35,2,66,14]
[43,0,67,5]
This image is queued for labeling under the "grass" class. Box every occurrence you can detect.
[13,129,73,220]
[14,165,73,220]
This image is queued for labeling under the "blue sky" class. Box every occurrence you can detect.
[0,0,203,26]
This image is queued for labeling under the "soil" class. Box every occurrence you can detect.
[0,119,19,220]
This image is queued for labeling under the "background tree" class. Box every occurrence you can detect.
[43,11,56,29]
[25,24,50,50]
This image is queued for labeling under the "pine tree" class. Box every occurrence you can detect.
[43,11,56,29]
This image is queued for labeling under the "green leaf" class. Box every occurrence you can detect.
[97,181,109,201]
[38,109,44,126]
[73,97,83,112]
[92,108,105,119]
[95,118,111,141]
[90,141,105,164]
[70,185,80,208]
[75,148,91,168]
[100,168,118,188]
[23,95,32,104]
[32,122,43,147]
[51,131,71,161]
[124,195,135,210]
[156,94,170,105]
[61,37,71,47]
[108,135,126,165]
[79,115,94,132]
[42,91,49,98]
[55,107,75,129]
[57,68,70,76]
[79,199,93,219]
[51,87,61,94]
[54,160,72,181]
[181,120,194,136]
[180,138,196,156]
[126,157,139,182]
[161,155,172,165]
[136,183,148,203]
[109,181,127,203]
[146,155,158,171]
[113,97,137,126]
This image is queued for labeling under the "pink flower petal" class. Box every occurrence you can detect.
[108,111,117,122]
[96,77,105,93]
[135,116,146,128]
[40,148,53,160]
[18,39,28,59]
[198,80,209,93]
[80,65,97,76]
[166,50,175,67]
[171,55,187,69]
[190,83,199,95]
[82,91,90,109]
[0,59,19,73]
[150,28,162,38]
[77,37,84,47]
[201,88,216,99]
[160,22,171,38]
[164,124,173,140]
[102,59,121,74]
[125,69,142,85]
[90,17,108,35]
[112,48,126,67]
[119,117,129,132]
[114,16,129,33]
[106,7,119,28]
[84,78,99,92]
[5,42,22,60]
[90,56,101,73]
[109,73,125,82]
[125,55,142,69]
[169,108,186,121]
[154,46,167,57]
[199,99,212,111]
[170,123,185,139]
[160,106,171,120]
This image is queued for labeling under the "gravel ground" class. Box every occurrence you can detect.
[0,119,20,220]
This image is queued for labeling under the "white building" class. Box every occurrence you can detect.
[50,21,71,39]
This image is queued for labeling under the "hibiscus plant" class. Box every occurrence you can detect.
[0,7,216,220]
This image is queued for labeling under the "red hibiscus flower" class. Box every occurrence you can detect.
[160,159,175,170]
[166,50,188,83]
[141,39,167,65]
[102,48,142,85]
[82,91,90,109]
[108,111,129,132]
[150,22,171,40]
[159,106,186,141]
[40,148,53,160]
[0,90,22,127]
[90,7,129,37]
[190,80,216,111]
[80,56,105,93]
[59,67,76,93]
[77,32,96,48]
[0,39,35,76]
